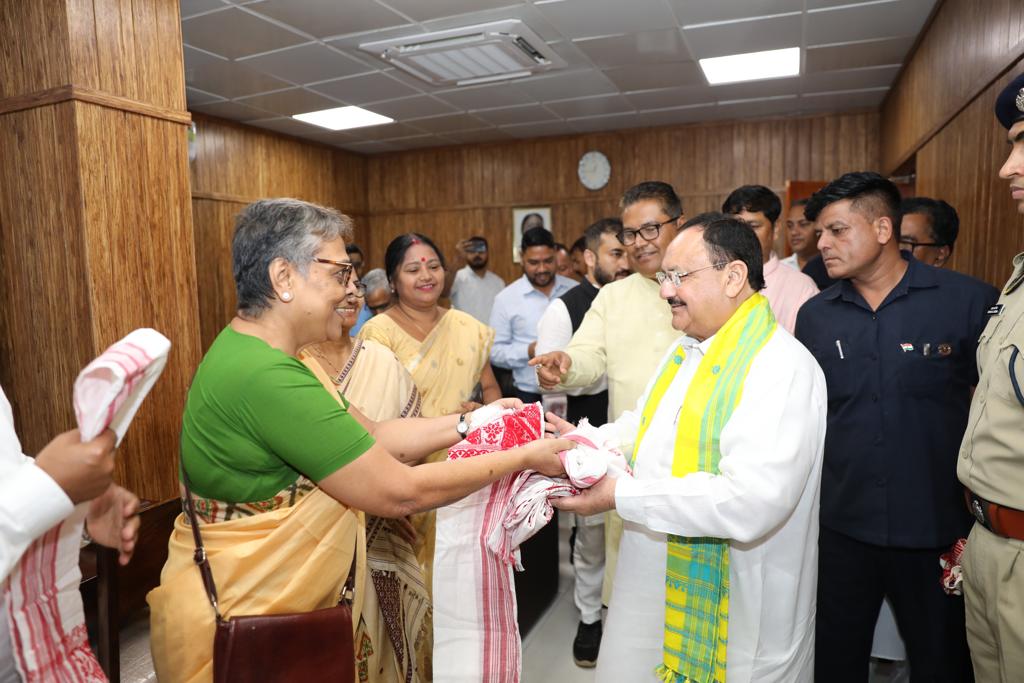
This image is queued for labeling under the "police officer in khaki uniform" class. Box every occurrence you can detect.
[958,71,1024,681]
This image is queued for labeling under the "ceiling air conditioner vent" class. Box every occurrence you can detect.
[358,20,566,87]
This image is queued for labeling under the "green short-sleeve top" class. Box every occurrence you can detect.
[180,327,375,502]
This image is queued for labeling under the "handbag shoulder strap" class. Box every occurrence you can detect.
[179,445,361,619]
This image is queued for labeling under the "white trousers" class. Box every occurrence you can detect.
[573,514,605,624]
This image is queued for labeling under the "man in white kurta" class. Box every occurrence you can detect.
[554,215,826,682]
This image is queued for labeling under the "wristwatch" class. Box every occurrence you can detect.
[456,412,470,437]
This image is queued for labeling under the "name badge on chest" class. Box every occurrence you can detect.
[987,304,1005,316]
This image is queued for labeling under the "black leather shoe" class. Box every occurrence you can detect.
[572,619,602,668]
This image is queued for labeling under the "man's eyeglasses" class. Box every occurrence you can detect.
[313,257,354,286]
[898,238,945,251]
[620,216,680,246]
[655,262,729,287]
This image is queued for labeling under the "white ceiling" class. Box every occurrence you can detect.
[182,0,937,154]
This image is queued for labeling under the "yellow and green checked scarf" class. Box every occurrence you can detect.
[630,293,776,683]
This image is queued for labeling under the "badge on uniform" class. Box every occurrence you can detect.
[900,342,914,353]
[1005,268,1024,295]
[987,304,1005,316]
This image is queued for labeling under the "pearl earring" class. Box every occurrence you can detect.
[281,291,292,302]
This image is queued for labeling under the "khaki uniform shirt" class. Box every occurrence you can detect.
[958,252,1024,509]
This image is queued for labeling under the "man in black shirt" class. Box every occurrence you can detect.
[795,172,997,682]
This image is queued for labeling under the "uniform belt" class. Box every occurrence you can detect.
[965,489,1024,541]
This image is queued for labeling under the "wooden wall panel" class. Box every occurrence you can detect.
[366,111,879,281]
[0,103,94,455]
[880,0,1024,173]
[188,114,369,349]
[75,102,202,500]
[916,65,1024,288]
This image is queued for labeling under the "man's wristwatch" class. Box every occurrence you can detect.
[456,412,470,437]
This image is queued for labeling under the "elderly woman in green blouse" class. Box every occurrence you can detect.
[148,198,569,683]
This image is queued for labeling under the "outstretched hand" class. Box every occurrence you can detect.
[528,351,572,390]
[551,475,617,516]
[544,411,576,438]
[520,437,574,478]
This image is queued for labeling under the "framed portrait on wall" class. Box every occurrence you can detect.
[511,207,552,263]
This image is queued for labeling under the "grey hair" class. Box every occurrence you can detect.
[232,198,354,315]
[361,268,389,296]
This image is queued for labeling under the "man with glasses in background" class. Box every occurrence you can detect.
[530,181,683,633]
[898,197,960,268]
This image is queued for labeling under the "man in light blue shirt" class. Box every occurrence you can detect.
[490,227,577,401]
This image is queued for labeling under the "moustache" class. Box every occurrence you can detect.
[667,297,684,306]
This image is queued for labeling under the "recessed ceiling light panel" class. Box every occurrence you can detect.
[699,47,800,85]
[292,106,393,131]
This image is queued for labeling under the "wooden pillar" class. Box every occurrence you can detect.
[0,0,201,504]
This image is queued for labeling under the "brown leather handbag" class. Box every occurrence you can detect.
[182,467,357,683]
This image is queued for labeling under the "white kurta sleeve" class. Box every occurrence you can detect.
[0,458,74,582]
[615,349,826,543]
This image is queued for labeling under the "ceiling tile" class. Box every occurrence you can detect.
[545,94,634,118]
[603,62,703,91]
[370,95,459,120]
[799,87,888,110]
[624,84,716,110]
[238,43,372,84]
[801,65,901,94]
[180,0,226,19]
[805,36,911,72]
[186,60,292,99]
[544,40,594,70]
[635,102,719,126]
[807,0,935,9]
[405,113,490,133]
[246,116,330,138]
[249,0,408,39]
[351,122,430,141]
[806,0,932,45]
[536,0,680,41]
[236,88,342,115]
[668,0,801,27]
[567,112,642,133]
[183,45,226,73]
[517,70,618,101]
[380,0,526,23]
[434,82,538,110]
[682,12,801,59]
[715,94,798,119]
[574,29,691,68]
[190,99,278,121]
[499,119,577,136]
[182,8,306,59]
[381,135,448,151]
[186,86,224,106]
[443,128,515,144]
[310,72,422,105]
[472,104,560,125]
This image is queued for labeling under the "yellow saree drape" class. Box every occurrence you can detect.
[301,339,432,683]
[357,309,494,590]
[147,488,365,683]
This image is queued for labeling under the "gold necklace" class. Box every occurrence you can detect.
[307,344,344,383]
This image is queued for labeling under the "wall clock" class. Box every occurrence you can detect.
[578,150,611,191]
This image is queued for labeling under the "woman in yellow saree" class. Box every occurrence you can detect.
[358,233,501,589]
[301,281,430,682]
[147,199,570,683]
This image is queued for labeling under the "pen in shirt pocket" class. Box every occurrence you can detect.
[835,340,845,360]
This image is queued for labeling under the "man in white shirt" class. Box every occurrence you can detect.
[781,199,819,271]
[535,217,630,667]
[1,384,140,682]
[446,235,505,325]
[723,186,819,333]
[553,214,826,682]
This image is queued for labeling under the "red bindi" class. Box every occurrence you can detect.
[420,256,427,262]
